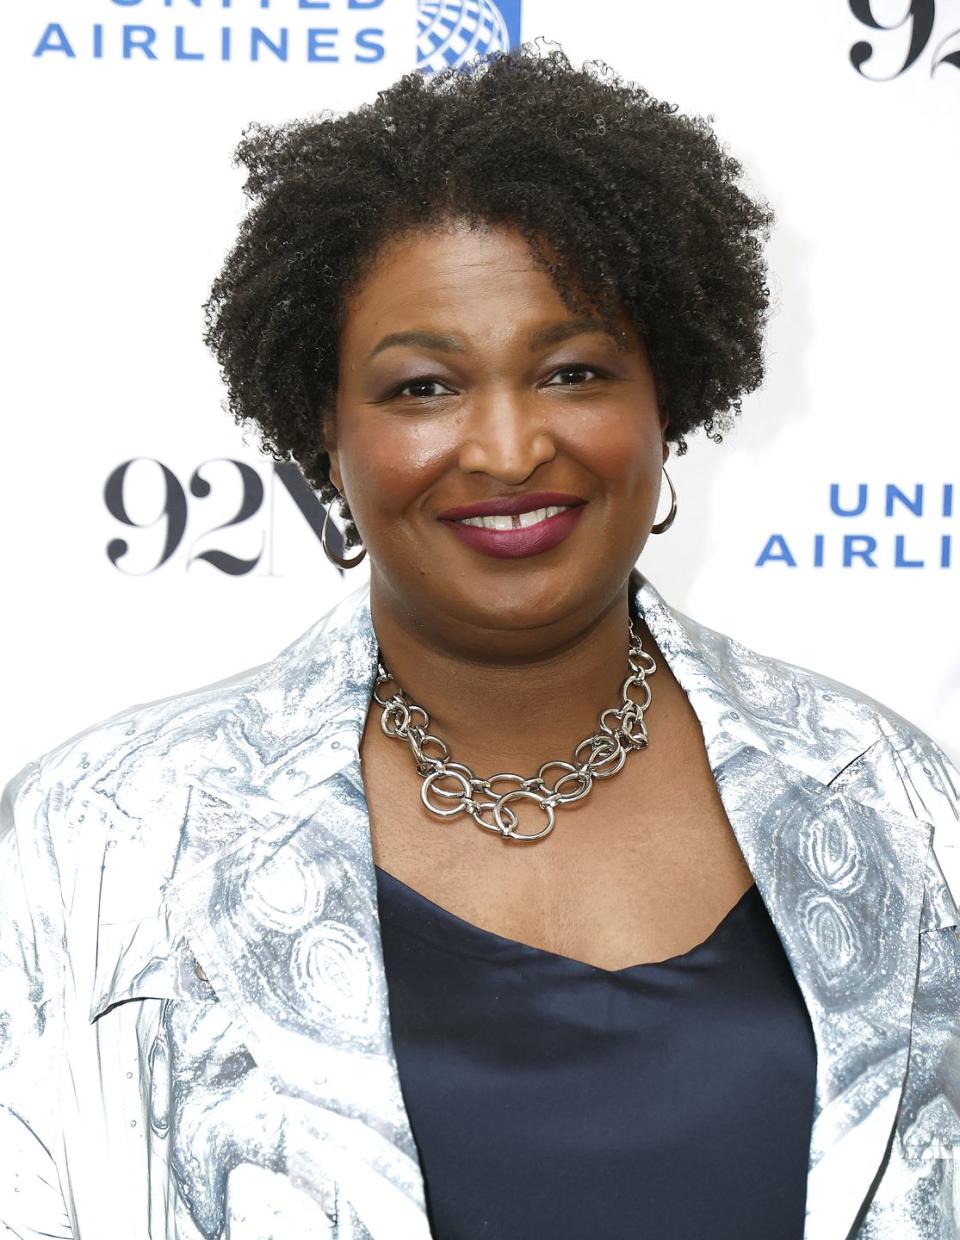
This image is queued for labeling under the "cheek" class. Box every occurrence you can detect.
[567,410,662,496]
[337,413,456,519]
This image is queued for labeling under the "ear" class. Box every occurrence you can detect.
[322,412,343,494]
[328,447,343,495]
[658,407,671,464]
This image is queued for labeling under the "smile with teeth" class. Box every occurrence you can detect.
[456,505,572,530]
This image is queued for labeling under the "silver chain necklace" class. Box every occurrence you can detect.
[372,617,656,843]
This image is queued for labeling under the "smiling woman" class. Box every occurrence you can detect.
[203,42,773,558]
[2,38,959,1240]
[327,222,668,637]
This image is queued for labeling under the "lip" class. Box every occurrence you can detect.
[441,504,587,560]
[437,491,587,520]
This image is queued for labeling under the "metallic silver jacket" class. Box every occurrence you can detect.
[1,572,958,1240]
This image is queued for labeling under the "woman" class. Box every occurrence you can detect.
[1,43,957,1240]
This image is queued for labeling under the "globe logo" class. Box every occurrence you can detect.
[417,0,513,74]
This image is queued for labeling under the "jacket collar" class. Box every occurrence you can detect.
[153,570,937,1240]
[630,575,934,1239]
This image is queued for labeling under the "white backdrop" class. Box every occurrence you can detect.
[3,0,959,774]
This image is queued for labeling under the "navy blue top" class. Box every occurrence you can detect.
[375,865,817,1240]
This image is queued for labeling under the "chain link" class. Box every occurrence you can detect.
[373,617,656,842]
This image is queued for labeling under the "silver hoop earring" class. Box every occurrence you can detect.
[321,496,367,569]
[650,464,677,535]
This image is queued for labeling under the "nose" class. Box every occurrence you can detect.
[456,389,557,484]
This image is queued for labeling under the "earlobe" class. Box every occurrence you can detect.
[327,447,342,494]
[657,404,671,458]
[323,409,345,493]
[325,420,342,492]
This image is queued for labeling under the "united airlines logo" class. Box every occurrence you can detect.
[29,0,521,67]
[755,483,956,571]
[416,0,520,74]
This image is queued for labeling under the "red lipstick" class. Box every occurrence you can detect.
[438,491,586,520]
[437,492,587,560]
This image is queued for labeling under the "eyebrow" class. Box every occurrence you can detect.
[365,316,613,363]
[527,316,609,350]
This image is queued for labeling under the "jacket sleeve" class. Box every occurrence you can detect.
[926,739,960,923]
[903,737,960,1229]
[0,763,74,1239]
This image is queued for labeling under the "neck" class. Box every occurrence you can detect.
[366,573,643,776]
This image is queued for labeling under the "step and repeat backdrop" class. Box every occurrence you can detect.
[3,0,959,770]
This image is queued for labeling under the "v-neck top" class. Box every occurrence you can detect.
[374,864,818,1240]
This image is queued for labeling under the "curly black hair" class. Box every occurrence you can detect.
[203,40,775,547]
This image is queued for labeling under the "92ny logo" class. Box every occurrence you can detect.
[850,0,960,77]
[104,458,351,575]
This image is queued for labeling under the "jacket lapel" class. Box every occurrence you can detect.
[161,572,934,1240]
[634,574,932,1240]
[162,583,432,1239]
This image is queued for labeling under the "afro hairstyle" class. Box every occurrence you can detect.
[203,40,775,546]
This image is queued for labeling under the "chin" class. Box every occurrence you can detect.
[447,571,601,633]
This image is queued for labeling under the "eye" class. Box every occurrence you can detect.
[543,365,604,387]
[390,377,455,399]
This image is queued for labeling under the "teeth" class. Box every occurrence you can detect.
[458,505,570,530]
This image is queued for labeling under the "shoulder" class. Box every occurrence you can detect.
[12,655,268,809]
[10,580,374,799]
[738,623,954,790]
[672,600,954,787]
[1,581,372,862]
[675,607,960,916]
[0,659,268,919]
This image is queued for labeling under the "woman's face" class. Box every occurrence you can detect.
[329,220,668,644]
